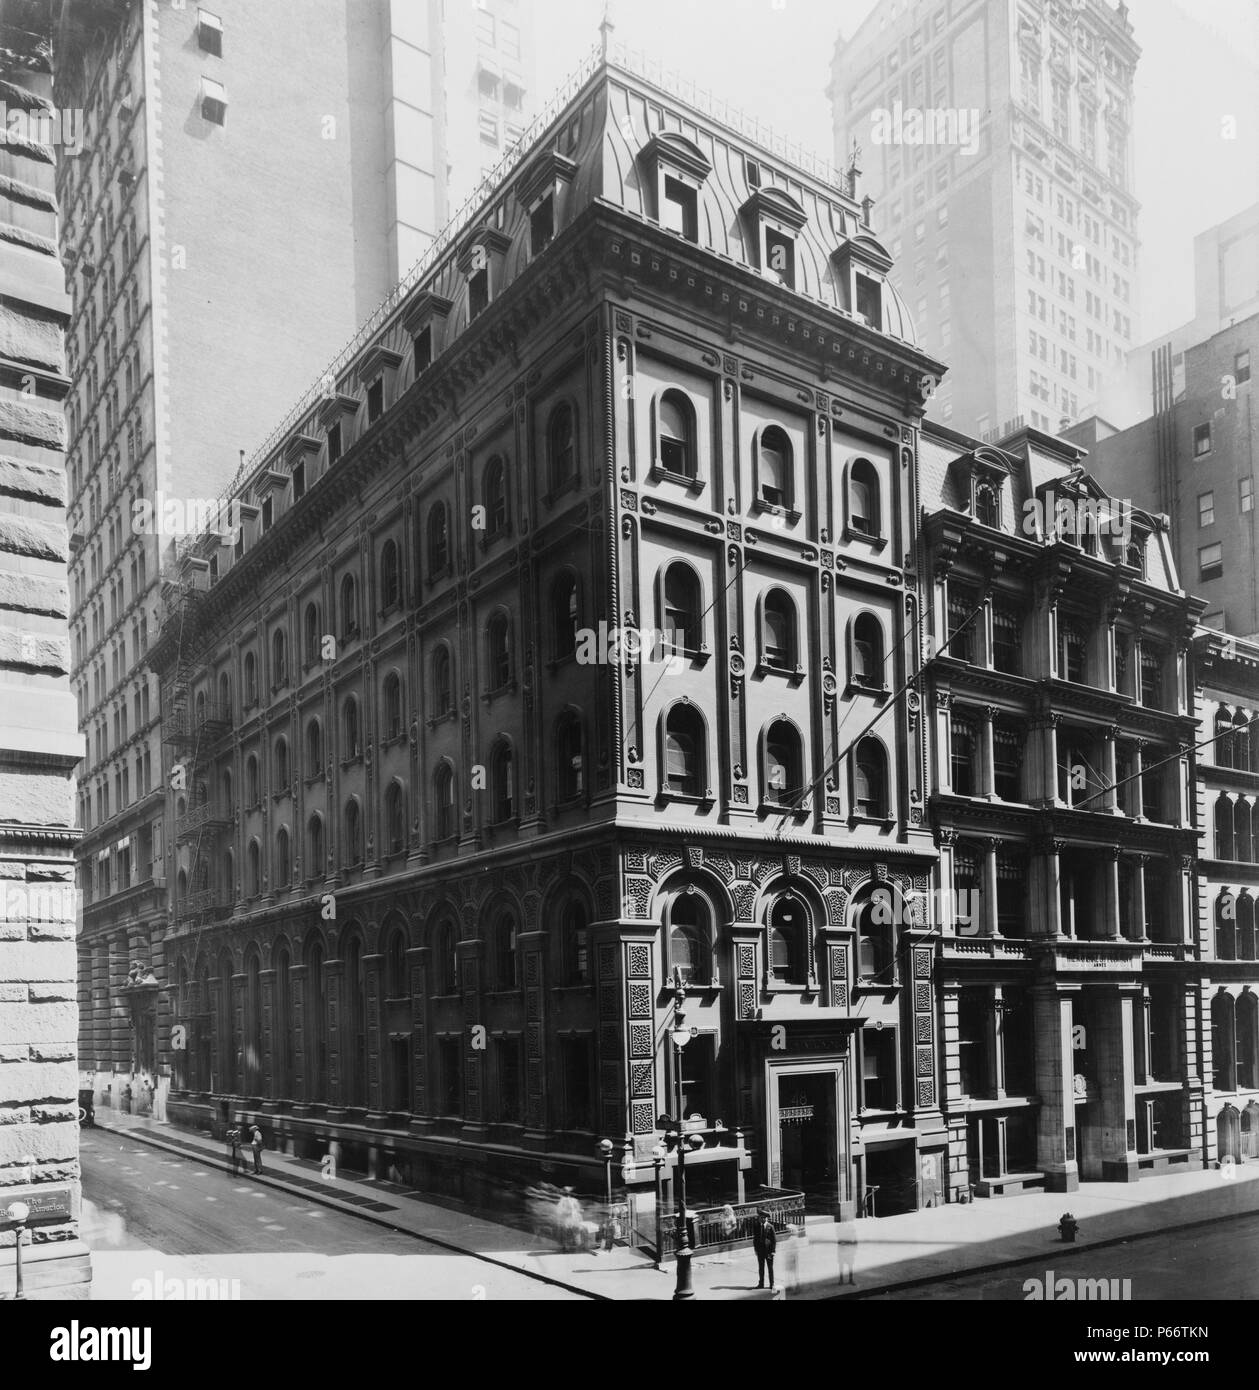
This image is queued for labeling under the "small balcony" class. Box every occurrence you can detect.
[175,801,232,842]
[173,889,223,924]
[166,699,230,746]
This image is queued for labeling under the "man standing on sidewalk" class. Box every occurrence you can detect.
[753,1210,777,1290]
[250,1125,264,1175]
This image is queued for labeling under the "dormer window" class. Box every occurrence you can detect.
[414,326,432,375]
[765,228,795,289]
[292,462,305,501]
[197,9,222,55]
[975,484,999,528]
[741,185,808,291]
[402,293,452,383]
[318,391,359,469]
[662,176,697,242]
[855,274,882,330]
[327,423,342,463]
[457,227,510,324]
[200,76,226,125]
[641,133,711,248]
[469,267,489,318]
[530,195,554,257]
[367,379,383,423]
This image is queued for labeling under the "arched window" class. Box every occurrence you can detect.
[275,826,290,888]
[306,718,322,773]
[975,482,999,528]
[757,425,792,508]
[176,867,188,899]
[764,720,803,807]
[1239,992,1258,1091]
[1238,799,1254,864]
[307,814,324,877]
[547,402,577,492]
[849,458,881,537]
[487,613,512,690]
[380,539,400,609]
[385,927,408,999]
[246,753,260,806]
[1217,794,1235,860]
[854,737,889,819]
[221,767,233,810]
[304,602,321,666]
[433,917,458,993]
[852,613,884,686]
[1217,892,1237,960]
[1125,540,1144,573]
[384,780,406,855]
[383,671,403,739]
[434,763,455,840]
[274,736,288,788]
[551,573,579,660]
[427,503,449,576]
[343,696,361,758]
[1216,709,1235,768]
[656,390,696,479]
[563,899,589,985]
[493,911,519,989]
[244,650,257,705]
[218,671,231,717]
[274,946,294,1097]
[667,894,711,986]
[484,456,508,537]
[663,703,705,797]
[222,848,234,897]
[661,561,701,654]
[248,838,262,897]
[761,589,796,670]
[1213,992,1237,1092]
[344,798,363,868]
[1239,893,1256,962]
[340,573,359,640]
[855,890,894,982]
[769,895,808,984]
[556,713,584,800]
[491,740,514,823]
[306,936,328,1100]
[432,645,453,715]
[1236,711,1257,774]
[272,629,287,686]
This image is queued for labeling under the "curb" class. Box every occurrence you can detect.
[93,1119,614,1301]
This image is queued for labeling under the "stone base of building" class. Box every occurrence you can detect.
[1042,1165,1080,1193]
[1101,1156,1141,1182]
[0,1239,93,1300]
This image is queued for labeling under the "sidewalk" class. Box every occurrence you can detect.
[91,1110,1259,1300]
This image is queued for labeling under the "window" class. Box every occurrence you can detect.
[343,696,361,759]
[551,574,579,660]
[243,651,258,705]
[379,539,400,609]
[1197,491,1216,528]
[432,646,453,715]
[385,781,406,856]
[764,227,795,288]
[656,390,696,479]
[497,1038,521,1122]
[947,586,978,664]
[855,274,882,330]
[367,378,384,424]
[1194,423,1212,457]
[248,839,261,897]
[951,714,975,796]
[547,403,577,492]
[660,174,699,241]
[246,754,260,807]
[761,590,796,670]
[768,896,808,984]
[1215,793,1234,860]
[664,704,705,797]
[757,426,791,508]
[438,1037,462,1115]
[992,603,1022,674]
[307,815,324,876]
[483,456,508,537]
[275,827,290,888]
[340,574,359,639]
[434,764,455,840]
[848,458,880,536]
[1237,350,1252,386]
[853,737,888,819]
[661,562,701,654]
[560,1037,593,1130]
[306,719,322,773]
[304,602,321,666]
[556,713,584,800]
[493,913,519,990]
[383,672,403,738]
[668,895,710,986]
[327,422,342,464]
[993,724,1024,801]
[563,900,589,985]
[852,613,884,686]
[199,76,226,125]
[500,18,520,57]
[197,9,222,56]
[428,504,449,576]
[474,8,494,44]
[975,484,999,528]
[528,195,554,257]
[487,613,512,691]
[861,1026,898,1110]
[1243,478,1255,514]
[413,327,432,376]
[1200,543,1224,582]
[468,267,489,317]
[490,740,514,823]
[1057,614,1087,683]
[343,799,363,868]
[1140,647,1165,710]
[274,736,288,788]
[764,720,803,807]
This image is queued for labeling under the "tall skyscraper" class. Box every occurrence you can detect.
[828,0,1140,439]
[55,0,535,1102]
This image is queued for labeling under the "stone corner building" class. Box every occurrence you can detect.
[0,0,90,1298]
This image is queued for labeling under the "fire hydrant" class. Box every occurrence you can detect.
[1058,1212,1079,1243]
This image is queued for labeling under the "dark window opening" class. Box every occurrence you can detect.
[662,175,697,241]
[530,195,554,256]
[469,268,489,319]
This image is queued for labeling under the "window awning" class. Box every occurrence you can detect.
[200,76,227,105]
[198,9,222,31]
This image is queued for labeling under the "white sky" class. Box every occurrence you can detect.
[533,0,1259,340]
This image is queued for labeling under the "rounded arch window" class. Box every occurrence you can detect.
[975,482,999,528]
[432,645,453,715]
[854,886,895,984]
[304,601,321,665]
[656,390,696,479]
[275,826,291,888]
[764,720,803,807]
[757,425,792,508]
[487,612,512,690]
[383,670,404,739]
[854,737,889,819]
[433,762,456,840]
[848,458,881,537]
[247,839,262,897]
[380,539,400,609]
[769,894,809,984]
[661,562,702,654]
[340,573,359,639]
[667,893,711,987]
[427,503,450,577]
[761,589,796,669]
[484,455,509,537]
[385,780,407,856]
[306,718,323,772]
[343,798,364,868]
[343,696,361,758]
[274,735,289,788]
[664,703,706,798]
[562,897,590,985]
[307,814,324,875]
[493,910,519,990]
[852,613,884,686]
[551,572,580,660]
[547,402,577,491]
[490,739,514,823]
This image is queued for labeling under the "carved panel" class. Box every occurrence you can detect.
[628,944,651,978]
[914,947,932,980]
[732,883,758,921]
[630,1062,653,1098]
[626,849,648,873]
[914,983,931,1013]
[916,1015,933,1043]
[629,1023,653,1057]
[632,1100,656,1134]
[916,1079,935,1108]
[829,944,846,981]
[599,944,617,981]
[628,982,652,1017]
[625,877,652,916]
[737,943,757,978]
[916,1045,934,1078]
[599,984,619,1016]
[738,981,757,1020]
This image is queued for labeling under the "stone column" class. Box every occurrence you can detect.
[1104,846,1122,940]
[981,838,999,937]
[933,690,952,793]
[260,968,276,1104]
[1096,989,1139,1181]
[979,705,996,799]
[1032,839,1064,938]
[1131,740,1145,820]
[1032,984,1080,1192]
[990,986,1007,1097]
[289,963,308,1110]
[364,951,385,1118]
[1102,725,1119,812]
[1132,856,1148,942]
[1043,716,1061,806]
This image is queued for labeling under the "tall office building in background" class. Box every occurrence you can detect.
[828,0,1140,439]
[54,0,534,1099]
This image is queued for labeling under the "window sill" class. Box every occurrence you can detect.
[857,1107,904,1121]
[426,568,452,585]
[479,528,511,550]
[659,982,721,1001]
[763,980,812,995]
[381,732,406,749]
[481,680,518,704]
[484,815,519,834]
[426,709,458,730]
[847,813,896,829]
[845,680,889,701]
[378,603,401,620]
[543,476,580,507]
[430,835,458,849]
[658,789,716,808]
[751,498,800,524]
[648,463,704,493]
[339,755,363,768]
[853,980,901,996]
[756,659,805,683]
[553,981,593,993]
[843,527,888,550]
[759,800,810,818]
[304,773,325,785]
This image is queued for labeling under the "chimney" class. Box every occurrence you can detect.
[861,194,875,230]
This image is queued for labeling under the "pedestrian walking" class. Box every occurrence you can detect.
[753,1210,777,1290]
[227,1127,242,1176]
[250,1124,264,1175]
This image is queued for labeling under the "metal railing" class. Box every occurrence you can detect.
[657,1187,805,1260]
[173,889,222,923]
[175,802,230,841]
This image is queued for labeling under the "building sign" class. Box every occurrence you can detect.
[6,1187,72,1224]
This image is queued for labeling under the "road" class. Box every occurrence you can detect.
[864,1209,1259,1300]
[79,1128,583,1300]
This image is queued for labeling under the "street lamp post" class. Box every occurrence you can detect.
[652,1141,667,1270]
[597,1137,614,1209]
[669,979,695,1301]
[6,1202,29,1301]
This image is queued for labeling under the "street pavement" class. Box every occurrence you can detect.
[86,1109,1259,1300]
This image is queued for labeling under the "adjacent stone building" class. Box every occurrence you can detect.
[0,0,90,1298]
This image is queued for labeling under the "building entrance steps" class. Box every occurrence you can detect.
[92,1110,1259,1300]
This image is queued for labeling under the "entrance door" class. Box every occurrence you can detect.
[776,1071,838,1211]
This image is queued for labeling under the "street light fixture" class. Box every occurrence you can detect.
[663,974,702,1301]
[6,1201,29,1301]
